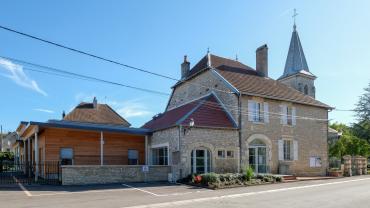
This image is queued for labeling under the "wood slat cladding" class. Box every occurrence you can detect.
[42,128,145,165]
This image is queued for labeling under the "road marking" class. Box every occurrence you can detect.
[123,184,161,196]
[31,187,137,197]
[122,184,212,197]
[121,177,370,208]
[13,176,32,197]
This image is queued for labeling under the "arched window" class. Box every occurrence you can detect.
[191,149,211,174]
[304,85,309,95]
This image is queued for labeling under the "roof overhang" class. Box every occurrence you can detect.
[18,120,152,139]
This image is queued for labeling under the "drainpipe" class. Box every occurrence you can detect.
[238,92,242,173]
[145,135,148,165]
[100,131,104,166]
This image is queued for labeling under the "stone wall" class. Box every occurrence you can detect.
[167,69,239,121]
[149,127,239,181]
[62,165,171,185]
[240,96,328,176]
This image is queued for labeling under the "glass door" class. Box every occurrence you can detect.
[191,149,211,174]
[248,146,267,173]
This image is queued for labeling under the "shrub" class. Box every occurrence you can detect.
[201,173,219,185]
[245,166,254,181]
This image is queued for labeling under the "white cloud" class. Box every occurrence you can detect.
[33,108,55,114]
[114,100,152,118]
[0,58,47,96]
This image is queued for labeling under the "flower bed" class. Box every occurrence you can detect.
[178,172,283,189]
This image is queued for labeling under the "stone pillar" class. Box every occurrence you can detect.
[343,155,352,177]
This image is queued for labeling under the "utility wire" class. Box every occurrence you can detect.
[0,56,169,96]
[0,25,177,81]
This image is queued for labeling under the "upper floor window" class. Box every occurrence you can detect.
[280,105,296,126]
[248,100,269,123]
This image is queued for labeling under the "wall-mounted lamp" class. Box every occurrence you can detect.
[183,118,195,135]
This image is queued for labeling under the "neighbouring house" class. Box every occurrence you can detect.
[13,98,153,181]
[328,127,341,146]
[1,131,18,152]
[143,23,332,180]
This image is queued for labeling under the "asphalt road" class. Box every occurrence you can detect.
[0,175,369,208]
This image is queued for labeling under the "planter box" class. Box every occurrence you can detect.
[328,171,343,177]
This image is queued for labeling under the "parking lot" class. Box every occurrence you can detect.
[1,176,370,208]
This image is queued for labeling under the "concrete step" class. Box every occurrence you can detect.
[282,175,297,181]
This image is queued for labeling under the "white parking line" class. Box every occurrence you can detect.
[123,184,161,196]
[121,177,370,208]
[13,176,32,197]
[122,184,212,197]
[31,187,137,197]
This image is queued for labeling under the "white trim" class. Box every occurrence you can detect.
[151,142,169,149]
[210,91,238,127]
[210,69,240,94]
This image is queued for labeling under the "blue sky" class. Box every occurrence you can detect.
[0,0,369,132]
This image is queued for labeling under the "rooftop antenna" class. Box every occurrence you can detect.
[293,8,298,30]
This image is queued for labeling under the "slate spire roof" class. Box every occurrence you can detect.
[280,25,314,79]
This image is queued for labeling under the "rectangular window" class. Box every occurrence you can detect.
[60,148,73,165]
[218,150,225,158]
[249,101,266,123]
[152,147,168,165]
[128,149,139,165]
[281,105,296,126]
[310,157,322,167]
[283,140,292,161]
[227,150,234,158]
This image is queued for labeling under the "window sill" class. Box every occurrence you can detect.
[252,121,266,125]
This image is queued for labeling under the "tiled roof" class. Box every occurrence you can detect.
[187,54,258,78]
[177,52,330,109]
[215,68,330,108]
[64,103,131,126]
[142,93,237,131]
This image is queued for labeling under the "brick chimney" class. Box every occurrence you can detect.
[93,97,98,108]
[181,55,190,79]
[256,44,268,77]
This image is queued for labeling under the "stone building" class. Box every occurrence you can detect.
[143,23,332,180]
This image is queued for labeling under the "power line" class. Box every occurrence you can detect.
[0,56,170,96]
[0,25,177,81]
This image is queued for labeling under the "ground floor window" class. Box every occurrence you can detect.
[310,157,322,167]
[283,140,292,161]
[60,148,73,165]
[128,149,139,165]
[152,147,168,165]
[191,149,211,174]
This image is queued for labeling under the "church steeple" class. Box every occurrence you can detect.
[278,9,316,98]
[280,22,312,79]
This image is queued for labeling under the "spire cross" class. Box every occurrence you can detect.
[292,9,298,26]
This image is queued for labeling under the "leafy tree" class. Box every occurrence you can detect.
[352,120,370,143]
[355,82,370,121]
[329,133,370,158]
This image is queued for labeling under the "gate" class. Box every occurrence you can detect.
[0,161,61,185]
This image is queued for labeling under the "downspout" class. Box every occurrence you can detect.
[238,92,242,173]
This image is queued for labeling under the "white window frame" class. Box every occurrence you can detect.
[309,157,322,167]
[249,100,268,123]
[280,105,296,126]
[226,150,234,158]
[217,149,226,159]
[151,143,169,165]
[283,140,293,161]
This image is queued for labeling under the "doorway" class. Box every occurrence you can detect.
[191,149,211,174]
[248,139,268,173]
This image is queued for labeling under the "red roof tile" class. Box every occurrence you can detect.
[142,94,237,131]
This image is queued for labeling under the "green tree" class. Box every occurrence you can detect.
[355,82,370,121]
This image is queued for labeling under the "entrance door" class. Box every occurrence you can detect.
[248,146,267,173]
[191,149,211,174]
